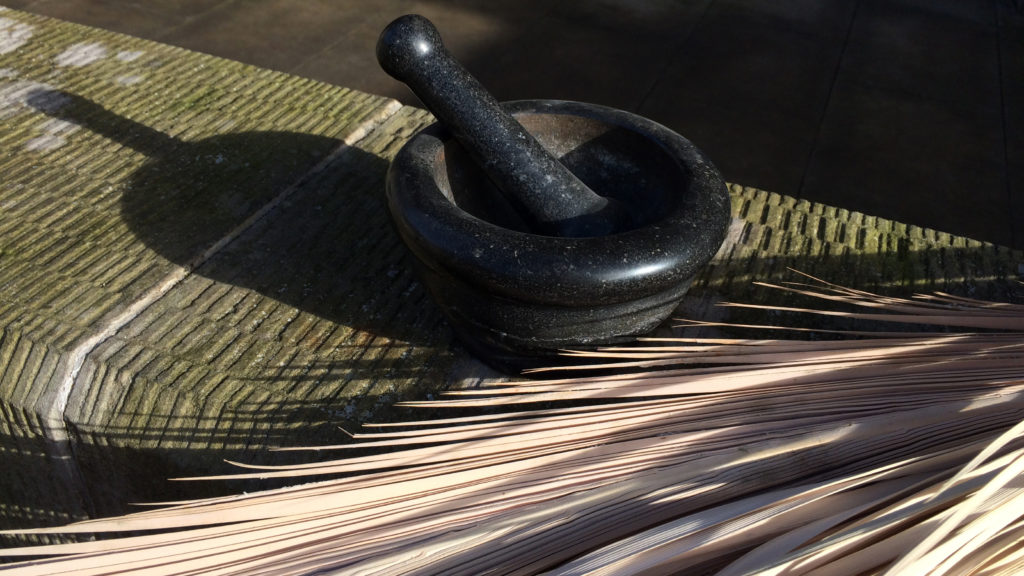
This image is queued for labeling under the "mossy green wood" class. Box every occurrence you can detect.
[0,7,451,535]
[0,7,1021,544]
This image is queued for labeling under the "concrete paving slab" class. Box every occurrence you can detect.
[159,0,376,75]
[842,0,1001,125]
[706,0,857,39]
[643,95,819,200]
[642,6,846,123]
[291,0,542,108]
[12,0,231,39]
[290,0,709,111]
[477,11,678,111]
[801,77,1011,247]
[638,6,846,194]
[879,0,998,27]
[998,1,1024,247]
[11,0,1022,251]
[800,0,1011,247]
[494,0,710,109]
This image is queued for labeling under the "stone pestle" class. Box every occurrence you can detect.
[376,14,624,237]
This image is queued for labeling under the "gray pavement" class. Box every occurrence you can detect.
[8,0,1023,249]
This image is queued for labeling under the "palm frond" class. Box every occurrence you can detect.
[2,278,1023,575]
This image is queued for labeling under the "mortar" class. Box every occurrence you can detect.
[379,15,731,370]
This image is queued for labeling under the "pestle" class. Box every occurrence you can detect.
[377,14,625,238]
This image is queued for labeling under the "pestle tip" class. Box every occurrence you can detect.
[376,14,444,82]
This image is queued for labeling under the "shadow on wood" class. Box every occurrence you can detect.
[25,89,444,347]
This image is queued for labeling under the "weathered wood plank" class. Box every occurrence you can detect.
[62,106,465,515]
[1,9,401,420]
[0,6,407,534]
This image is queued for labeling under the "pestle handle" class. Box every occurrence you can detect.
[377,15,622,237]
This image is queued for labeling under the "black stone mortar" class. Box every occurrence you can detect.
[379,15,731,371]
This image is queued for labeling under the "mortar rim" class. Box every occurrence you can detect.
[386,99,730,307]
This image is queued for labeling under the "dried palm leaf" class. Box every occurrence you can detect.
[2,275,1023,575]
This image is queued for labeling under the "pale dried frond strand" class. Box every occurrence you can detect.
[1,277,1023,575]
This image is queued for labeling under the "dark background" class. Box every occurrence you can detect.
[8,0,1024,249]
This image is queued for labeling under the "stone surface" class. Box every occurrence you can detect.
[13,0,1022,249]
[475,3,707,112]
[159,0,367,75]
[706,0,858,38]
[637,1,847,196]
[802,79,1009,247]
[0,6,1022,549]
[800,0,1009,246]
[998,1,1024,248]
